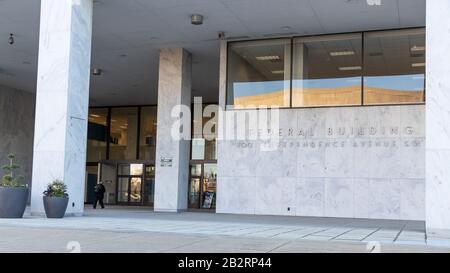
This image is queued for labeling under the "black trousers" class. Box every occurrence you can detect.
[93,196,104,209]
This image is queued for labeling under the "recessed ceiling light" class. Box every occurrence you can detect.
[256,55,280,61]
[411,46,425,52]
[90,114,101,118]
[338,66,362,71]
[412,63,425,68]
[330,51,355,57]
[271,70,285,74]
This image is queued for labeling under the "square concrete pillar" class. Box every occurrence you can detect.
[31,0,93,216]
[426,0,450,237]
[154,48,192,212]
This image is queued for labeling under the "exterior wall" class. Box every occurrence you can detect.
[426,0,450,235]
[216,105,425,220]
[0,85,36,187]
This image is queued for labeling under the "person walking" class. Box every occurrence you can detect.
[93,181,106,209]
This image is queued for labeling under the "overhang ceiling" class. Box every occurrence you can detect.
[0,0,426,106]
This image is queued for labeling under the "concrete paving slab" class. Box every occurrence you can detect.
[0,207,448,253]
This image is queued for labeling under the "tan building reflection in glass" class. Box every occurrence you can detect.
[227,39,291,109]
[364,28,425,105]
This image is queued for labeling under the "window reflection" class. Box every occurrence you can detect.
[227,39,291,109]
[139,106,157,161]
[87,108,108,162]
[226,28,425,108]
[191,138,205,160]
[191,104,217,161]
[109,108,138,160]
[363,29,425,105]
[202,164,217,209]
[292,34,362,107]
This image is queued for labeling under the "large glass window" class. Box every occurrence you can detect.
[87,108,108,162]
[226,28,425,109]
[139,106,157,161]
[292,34,362,107]
[363,28,425,105]
[227,39,291,109]
[109,108,138,160]
[191,104,217,160]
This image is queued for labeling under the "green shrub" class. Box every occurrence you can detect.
[43,179,68,198]
[1,154,26,188]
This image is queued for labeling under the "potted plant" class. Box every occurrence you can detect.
[43,179,69,218]
[0,154,29,218]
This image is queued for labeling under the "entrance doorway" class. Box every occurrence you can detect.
[188,163,217,210]
[94,162,155,206]
[117,176,142,204]
[116,163,155,206]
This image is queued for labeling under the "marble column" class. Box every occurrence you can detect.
[31,0,93,216]
[426,0,450,236]
[154,48,192,212]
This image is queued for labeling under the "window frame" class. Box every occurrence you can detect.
[225,27,426,111]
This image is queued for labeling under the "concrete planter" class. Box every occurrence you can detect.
[43,196,68,218]
[0,186,29,218]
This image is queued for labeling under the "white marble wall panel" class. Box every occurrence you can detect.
[353,179,370,219]
[295,178,325,217]
[217,105,425,220]
[31,0,93,216]
[297,144,326,178]
[398,179,425,221]
[255,177,296,216]
[324,178,354,218]
[426,0,450,235]
[216,177,241,214]
[368,179,401,220]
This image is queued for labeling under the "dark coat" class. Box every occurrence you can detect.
[94,184,106,197]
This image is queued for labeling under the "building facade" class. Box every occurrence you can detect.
[0,0,450,237]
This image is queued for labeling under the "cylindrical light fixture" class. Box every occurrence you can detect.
[92,68,102,76]
[191,14,203,25]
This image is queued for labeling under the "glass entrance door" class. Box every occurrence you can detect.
[143,165,155,206]
[117,177,130,203]
[202,164,217,209]
[117,176,142,204]
[117,164,143,205]
[188,163,217,210]
[129,177,142,203]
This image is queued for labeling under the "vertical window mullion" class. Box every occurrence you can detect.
[290,38,294,108]
[361,32,365,106]
[106,107,111,160]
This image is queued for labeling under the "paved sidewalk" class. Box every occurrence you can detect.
[0,207,449,253]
